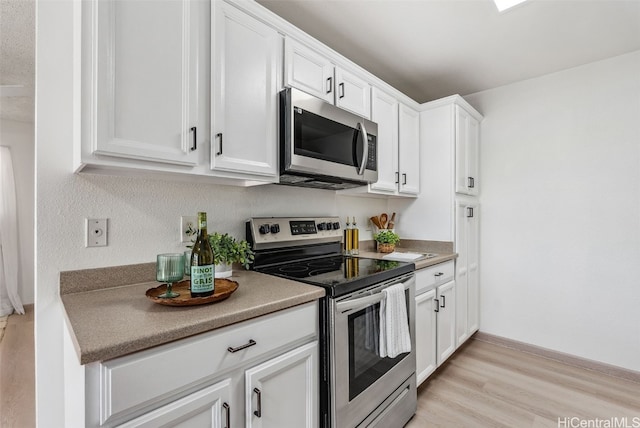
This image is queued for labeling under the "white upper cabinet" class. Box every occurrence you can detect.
[284,39,334,103]
[355,89,419,198]
[455,105,480,196]
[334,68,371,119]
[211,2,280,179]
[85,0,204,166]
[398,104,420,195]
[284,39,371,119]
[370,88,399,193]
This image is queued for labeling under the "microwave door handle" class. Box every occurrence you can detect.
[357,122,369,176]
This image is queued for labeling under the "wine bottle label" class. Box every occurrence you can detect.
[191,264,214,293]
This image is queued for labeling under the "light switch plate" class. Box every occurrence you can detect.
[86,218,108,247]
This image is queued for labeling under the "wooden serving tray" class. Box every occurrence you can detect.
[146,278,239,307]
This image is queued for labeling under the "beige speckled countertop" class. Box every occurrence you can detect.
[61,266,325,365]
[358,239,457,269]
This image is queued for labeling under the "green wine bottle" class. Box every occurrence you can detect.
[190,212,214,297]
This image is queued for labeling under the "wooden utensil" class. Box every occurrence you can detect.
[388,212,396,230]
[380,213,388,229]
[370,216,383,229]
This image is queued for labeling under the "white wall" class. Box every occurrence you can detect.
[36,5,386,425]
[0,119,34,305]
[465,50,640,372]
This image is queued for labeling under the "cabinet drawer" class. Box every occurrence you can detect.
[415,261,454,295]
[98,302,318,424]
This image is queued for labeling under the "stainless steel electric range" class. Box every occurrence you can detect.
[247,216,417,428]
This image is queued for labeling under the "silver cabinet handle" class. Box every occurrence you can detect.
[440,295,446,308]
[190,127,197,151]
[339,82,345,99]
[326,77,332,94]
[216,132,223,156]
[434,298,440,312]
[434,272,443,277]
[223,402,230,428]
[357,122,369,176]
[395,172,399,184]
[253,387,262,417]
[227,339,256,353]
[467,207,474,218]
[402,173,407,185]
[468,176,475,188]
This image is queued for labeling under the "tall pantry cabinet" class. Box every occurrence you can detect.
[419,96,482,349]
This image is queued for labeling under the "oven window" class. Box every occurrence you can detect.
[347,290,410,401]
[294,108,361,167]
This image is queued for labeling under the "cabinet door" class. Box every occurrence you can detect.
[212,2,279,177]
[455,106,479,195]
[467,116,480,196]
[370,88,399,193]
[335,68,371,119]
[284,39,334,103]
[116,379,231,428]
[436,281,456,366]
[455,199,469,346]
[415,289,437,385]
[398,104,420,195]
[245,341,318,428]
[91,0,201,166]
[467,202,480,335]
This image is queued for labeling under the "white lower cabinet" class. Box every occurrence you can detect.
[414,262,456,386]
[455,198,480,347]
[86,302,318,428]
[245,342,318,428]
[117,380,232,428]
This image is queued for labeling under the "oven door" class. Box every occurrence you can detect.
[330,273,416,428]
[281,88,378,183]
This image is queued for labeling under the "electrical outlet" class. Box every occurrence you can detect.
[181,216,197,243]
[86,218,108,247]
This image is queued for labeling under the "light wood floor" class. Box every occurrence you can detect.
[0,306,35,428]
[406,338,640,427]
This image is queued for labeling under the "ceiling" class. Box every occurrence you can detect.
[1,0,639,123]
[257,0,640,103]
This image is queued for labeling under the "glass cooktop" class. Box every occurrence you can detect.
[256,255,415,297]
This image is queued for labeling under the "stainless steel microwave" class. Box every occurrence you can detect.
[279,88,378,190]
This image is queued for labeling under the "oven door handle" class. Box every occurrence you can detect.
[336,282,410,314]
[337,292,384,314]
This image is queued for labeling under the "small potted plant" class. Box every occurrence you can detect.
[207,232,255,277]
[374,230,400,253]
[186,228,254,278]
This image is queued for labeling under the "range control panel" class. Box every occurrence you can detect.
[247,216,342,249]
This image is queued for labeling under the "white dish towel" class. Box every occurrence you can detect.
[379,283,411,358]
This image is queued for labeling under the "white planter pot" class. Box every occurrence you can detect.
[215,263,232,278]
